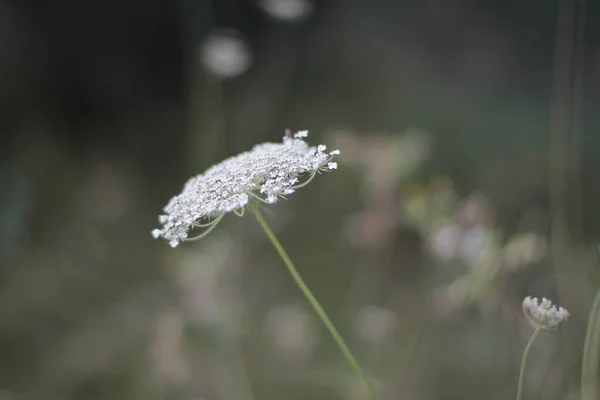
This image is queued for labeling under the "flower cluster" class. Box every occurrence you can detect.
[152,131,339,247]
[522,296,569,330]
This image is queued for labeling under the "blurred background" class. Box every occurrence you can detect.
[1,0,600,399]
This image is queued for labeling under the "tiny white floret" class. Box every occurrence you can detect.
[294,130,309,138]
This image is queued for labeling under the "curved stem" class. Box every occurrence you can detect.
[195,217,223,228]
[186,214,225,242]
[250,203,381,400]
[250,192,273,205]
[516,327,541,400]
[290,171,317,190]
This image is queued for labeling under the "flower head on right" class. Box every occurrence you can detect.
[522,296,569,330]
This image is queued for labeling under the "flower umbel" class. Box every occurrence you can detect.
[152,131,339,247]
[522,296,569,330]
[516,296,569,400]
[152,131,381,399]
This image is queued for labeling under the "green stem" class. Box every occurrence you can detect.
[516,327,541,400]
[250,203,381,400]
[582,288,600,400]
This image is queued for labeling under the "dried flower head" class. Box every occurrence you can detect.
[152,131,339,247]
[522,296,569,330]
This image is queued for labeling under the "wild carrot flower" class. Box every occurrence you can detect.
[151,131,339,247]
[516,296,568,400]
[522,296,569,330]
[152,130,381,400]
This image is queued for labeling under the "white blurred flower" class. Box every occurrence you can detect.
[355,306,400,345]
[522,296,569,330]
[201,29,252,78]
[429,224,462,261]
[458,226,487,266]
[456,194,490,227]
[263,303,317,362]
[258,0,314,22]
[504,233,547,268]
[152,131,339,247]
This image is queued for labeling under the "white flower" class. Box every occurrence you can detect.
[458,226,487,266]
[429,224,462,261]
[355,306,399,345]
[152,131,339,247]
[522,296,569,330]
[258,0,314,22]
[200,29,252,78]
[504,233,547,268]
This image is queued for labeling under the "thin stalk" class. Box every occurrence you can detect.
[290,172,317,190]
[516,327,541,400]
[186,214,225,241]
[581,288,600,400]
[250,202,381,400]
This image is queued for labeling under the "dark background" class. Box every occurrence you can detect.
[1,0,599,399]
